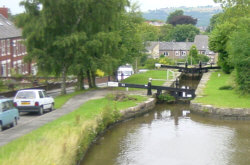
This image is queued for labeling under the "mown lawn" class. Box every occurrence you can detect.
[194,71,250,108]
[0,94,147,165]
[121,70,172,86]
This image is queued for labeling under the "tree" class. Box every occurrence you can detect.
[206,13,223,32]
[211,0,250,93]
[17,0,130,94]
[140,23,160,41]
[159,24,174,41]
[171,24,200,42]
[188,45,198,65]
[169,15,197,26]
[227,18,250,93]
[209,22,236,73]
[166,10,184,23]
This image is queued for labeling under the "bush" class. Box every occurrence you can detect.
[159,57,174,65]
[144,58,159,69]
[157,93,176,103]
[219,85,234,90]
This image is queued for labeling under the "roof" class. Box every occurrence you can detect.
[159,42,194,51]
[17,89,45,92]
[0,14,22,39]
[145,41,159,52]
[194,35,209,51]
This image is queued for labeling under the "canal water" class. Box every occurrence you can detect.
[81,75,250,165]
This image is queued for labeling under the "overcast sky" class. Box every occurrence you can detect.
[1,0,220,14]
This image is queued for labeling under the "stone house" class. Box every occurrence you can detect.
[145,35,217,63]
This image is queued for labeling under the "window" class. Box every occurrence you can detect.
[175,51,180,56]
[39,91,44,98]
[13,40,16,57]
[2,101,10,112]
[16,91,36,99]
[181,51,186,56]
[7,39,10,55]
[42,91,49,97]
[163,52,169,56]
[1,40,6,55]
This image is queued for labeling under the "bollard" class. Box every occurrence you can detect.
[147,78,152,95]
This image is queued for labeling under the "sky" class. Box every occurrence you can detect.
[0,0,220,15]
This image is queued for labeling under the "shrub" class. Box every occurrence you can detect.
[157,93,176,103]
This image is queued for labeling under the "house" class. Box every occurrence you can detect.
[0,7,31,77]
[145,35,217,63]
[145,41,159,59]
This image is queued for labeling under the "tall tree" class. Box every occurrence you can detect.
[166,10,184,23]
[169,15,197,26]
[159,24,174,41]
[227,18,250,93]
[171,24,200,42]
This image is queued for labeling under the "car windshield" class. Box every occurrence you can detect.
[16,91,36,99]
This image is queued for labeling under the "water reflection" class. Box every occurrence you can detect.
[81,104,250,165]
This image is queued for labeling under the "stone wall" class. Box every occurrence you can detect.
[190,72,250,120]
[121,98,156,120]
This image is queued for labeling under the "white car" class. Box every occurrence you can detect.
[14,89,54,115]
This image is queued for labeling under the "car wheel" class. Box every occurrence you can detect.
[39,106,44,115]
[50,103,54,112]
[0,123,3,132]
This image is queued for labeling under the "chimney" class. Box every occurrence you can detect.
[0,7,8,19]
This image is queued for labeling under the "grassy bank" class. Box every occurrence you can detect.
[0,94,147,165]
[194,71,250,108]
[54,90,87,109]
[121,70,172,86]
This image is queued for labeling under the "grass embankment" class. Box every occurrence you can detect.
[120,70,173,88]
[194,71,250,108]
[54,90,87,109]
[0,94,147,165]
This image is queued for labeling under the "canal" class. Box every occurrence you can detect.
[81,74,250,165]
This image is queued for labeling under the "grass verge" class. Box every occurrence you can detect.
[54,90,87,109]
[121,70,172,86]
[0,94,147,165]
[194,71,250,108]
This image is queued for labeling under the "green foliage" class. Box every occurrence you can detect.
[194,71,250,108]
[209,22,236,73]
[227,18,250,93]
[157,93,176,103]
[140,23,160,41]
[166,10,184,23]
[158,57,174,65]
[144,58,159,69]
[169,15,197,26]
[209,1,249,93]
[206,13,223,32]
[171,24,200,42]
[159,24,174,41]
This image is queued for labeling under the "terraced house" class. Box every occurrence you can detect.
[0,7,31,77]
[146,35,217,63]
